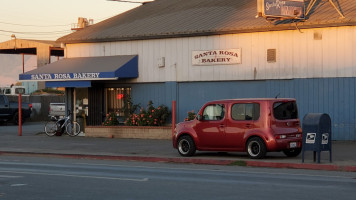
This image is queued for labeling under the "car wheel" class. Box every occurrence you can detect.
[177,135,196,157]
[246,137,266,159]
[283,148,301,157]
[12,112,24,125]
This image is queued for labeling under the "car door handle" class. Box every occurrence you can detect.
[219,124,225,128]
[245,124,252,128]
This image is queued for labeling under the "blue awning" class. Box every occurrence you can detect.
[19,55,138,87]
[45,81,92,88]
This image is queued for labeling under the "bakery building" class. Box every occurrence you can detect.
[20,0,356,140]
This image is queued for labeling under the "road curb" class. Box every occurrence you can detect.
[1,151,355,172]
[245,161,356,172]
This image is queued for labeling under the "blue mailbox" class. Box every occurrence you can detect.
[302,113,332,163]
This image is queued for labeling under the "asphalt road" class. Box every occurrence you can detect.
[0,155,355,200]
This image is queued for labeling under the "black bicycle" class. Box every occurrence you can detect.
[44,111,80,137]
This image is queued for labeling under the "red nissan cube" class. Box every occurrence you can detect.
[173,98,302,159]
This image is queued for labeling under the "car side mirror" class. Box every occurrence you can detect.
[197,114,202,121]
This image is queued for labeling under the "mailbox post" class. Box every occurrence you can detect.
[302,113,332,163]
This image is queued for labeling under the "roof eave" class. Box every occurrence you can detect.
[57,21,356,44]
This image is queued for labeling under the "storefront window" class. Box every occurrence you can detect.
[105,88,131,116]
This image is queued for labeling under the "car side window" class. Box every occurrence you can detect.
[202,104,225,121]
[231,103,260,121]
[15,88,25,94]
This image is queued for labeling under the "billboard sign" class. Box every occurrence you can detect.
[262,0,305,19]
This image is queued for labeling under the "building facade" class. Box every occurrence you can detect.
[21,0,356,140]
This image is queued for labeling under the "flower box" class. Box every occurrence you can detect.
[85,125,172,140]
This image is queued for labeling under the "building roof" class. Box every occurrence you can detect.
[0,39,63,56]
[57,0,356,44]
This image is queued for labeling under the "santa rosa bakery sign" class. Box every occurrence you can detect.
[192,49,241,66]
[29,72,101,80]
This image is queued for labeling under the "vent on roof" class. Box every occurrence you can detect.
[267,49,277,63]
[71,17,93,31]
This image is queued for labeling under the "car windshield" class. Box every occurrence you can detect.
[273,101,298,120]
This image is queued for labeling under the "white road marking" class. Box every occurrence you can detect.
[0,175,22,178]
[0,170,148,182]
[11,184,27,187]
[75,162,354,179]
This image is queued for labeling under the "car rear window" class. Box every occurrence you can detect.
[273,101,298,120]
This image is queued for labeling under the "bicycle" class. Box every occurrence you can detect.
[44,111,81,137]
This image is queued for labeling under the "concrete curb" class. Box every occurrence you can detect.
[1,151,355,172]
[245,161,356,172]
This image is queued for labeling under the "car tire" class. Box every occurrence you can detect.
[12,112,24,125]
[177,135,196,157]
[283,148,301,157]
[246,137,267,159]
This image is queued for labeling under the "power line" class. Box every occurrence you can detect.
[107,0,145,3]
[0,33,11,37]
[0,29,72,35]
[0,21,72,27]
[107,0,153,4]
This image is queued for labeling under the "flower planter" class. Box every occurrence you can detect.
[85,125,172,140]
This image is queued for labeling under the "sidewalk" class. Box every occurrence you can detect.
[1,122,356,172]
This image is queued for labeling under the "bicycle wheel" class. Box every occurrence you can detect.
[44,121,58,136]
[66,122,81,136]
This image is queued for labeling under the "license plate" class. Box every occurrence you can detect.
[290,142,297,148]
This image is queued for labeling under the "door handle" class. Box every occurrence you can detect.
[219,124,225,128]
[245,124,252,128]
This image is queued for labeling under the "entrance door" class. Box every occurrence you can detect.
[87,87,104,126]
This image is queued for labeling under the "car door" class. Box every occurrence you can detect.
[194,103,226,148]
[225,103,260,149]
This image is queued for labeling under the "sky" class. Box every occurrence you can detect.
[0,0,145,87]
